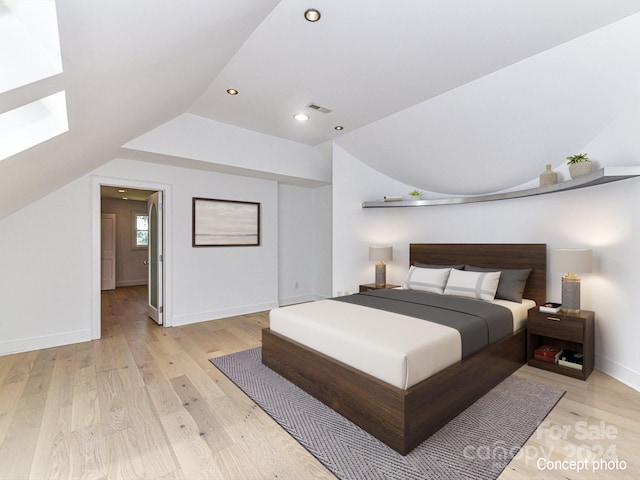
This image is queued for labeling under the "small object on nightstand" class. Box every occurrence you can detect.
[533,345,563,363]
[359,283,401,293]
[558,351,583,370]
[539,302,561,313]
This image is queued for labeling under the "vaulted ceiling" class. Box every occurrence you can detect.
[2,0,640,219]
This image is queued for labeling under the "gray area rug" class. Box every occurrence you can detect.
[210,347,564,480]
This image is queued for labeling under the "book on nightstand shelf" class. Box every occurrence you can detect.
[539,302,562,313]
[533,345,563,364]
[558,350,584,370]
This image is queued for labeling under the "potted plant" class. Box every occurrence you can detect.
[408,189,423,199]
[566,153,593,179]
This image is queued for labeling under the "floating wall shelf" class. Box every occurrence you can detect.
[362,167,640,208]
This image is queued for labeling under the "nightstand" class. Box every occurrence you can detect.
[359,283,401,292]
[527,308,594,380]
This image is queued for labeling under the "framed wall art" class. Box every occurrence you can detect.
[192,197,261,247]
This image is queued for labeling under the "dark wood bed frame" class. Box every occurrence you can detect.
[262,243,547,455]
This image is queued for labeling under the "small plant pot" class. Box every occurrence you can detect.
[569,162,593,179]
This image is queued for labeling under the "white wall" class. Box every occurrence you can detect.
[96,159,279,327]
[0,153,331,354]
[0,176,93,353]
[278,183,333,305]
[278,185,314,305]
[312,184,333,299]
[333,145,640,391]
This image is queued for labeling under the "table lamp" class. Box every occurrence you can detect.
[550,248,592,313]
[369,246,393,286]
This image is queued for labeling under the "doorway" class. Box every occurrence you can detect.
[92,177,173,339]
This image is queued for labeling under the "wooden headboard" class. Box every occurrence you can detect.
[409,243,547,306]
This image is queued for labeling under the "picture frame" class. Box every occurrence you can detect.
[192,197,261,247]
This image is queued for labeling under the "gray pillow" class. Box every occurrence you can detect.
[414,262,465,270]
[464,265,532,303]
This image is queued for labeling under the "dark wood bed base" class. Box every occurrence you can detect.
[262,243,547,455]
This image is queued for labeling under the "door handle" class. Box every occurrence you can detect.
[143,260,149,265]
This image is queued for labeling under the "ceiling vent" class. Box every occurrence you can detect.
[307,103,333,114]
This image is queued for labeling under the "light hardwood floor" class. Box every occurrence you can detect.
[0,286,638,479]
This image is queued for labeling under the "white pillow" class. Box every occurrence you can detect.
[403,266,451,294]
[444,269,501,302]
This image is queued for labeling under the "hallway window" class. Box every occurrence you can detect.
[134,213,149,247]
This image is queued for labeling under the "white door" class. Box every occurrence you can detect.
[147,192,163,325]
[101,213,116,290]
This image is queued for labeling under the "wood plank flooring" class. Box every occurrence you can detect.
[0,285,637,479]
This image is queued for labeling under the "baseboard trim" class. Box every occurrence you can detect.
[278,294,316,306]
[116,280,148,287]
[172,301,279,327]
[596,353,640,392]
[0,329,92,356]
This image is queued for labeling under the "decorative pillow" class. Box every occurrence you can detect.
[465,265,532,303]
[444,269,501,302]
[403,266,452,294]
[414,262,465,270]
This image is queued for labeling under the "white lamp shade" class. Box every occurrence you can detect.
[369,246,393,262]
[551,248,592,273]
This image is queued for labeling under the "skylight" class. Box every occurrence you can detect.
[0,0,63,93]
[0,91,68,161]
[0,0,67,162]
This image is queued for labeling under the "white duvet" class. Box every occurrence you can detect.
[269,297,533,390]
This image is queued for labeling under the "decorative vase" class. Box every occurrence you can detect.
[569,161,593,179]
[539,165,558,186]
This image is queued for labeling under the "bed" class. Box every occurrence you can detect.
[262,243,547,455]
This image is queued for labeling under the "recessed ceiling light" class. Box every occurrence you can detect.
[122,197,129,200]
[118,189,126,193]
[304,8,321,22]
[334,126,344,131]
[294,113,310,122]
[226,88,238,95]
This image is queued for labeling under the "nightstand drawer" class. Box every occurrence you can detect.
[528,312,584,343]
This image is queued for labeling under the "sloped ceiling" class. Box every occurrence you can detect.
[336,11,640,194]
[2,0,640,218]
[0,0,280,219]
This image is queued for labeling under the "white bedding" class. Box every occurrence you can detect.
[269,297,534,390]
